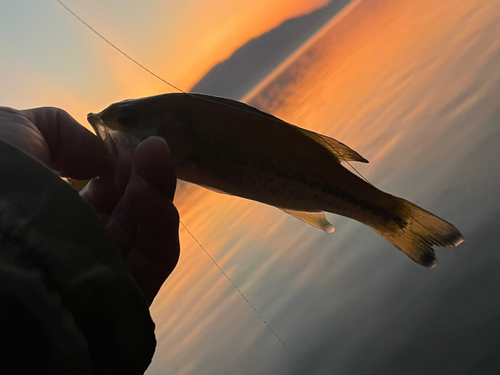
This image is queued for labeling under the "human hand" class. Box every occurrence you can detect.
[82,136,180,305]
[0,106,180,304]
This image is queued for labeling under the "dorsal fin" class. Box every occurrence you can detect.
[296,128,368,164]
[191,93,285,122]
[192,93,368,164]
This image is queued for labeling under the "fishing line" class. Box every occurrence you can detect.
[56,0,449,365]
[56,1,310,368]
[56,1,451,268]
[55,0,371,184]
[56,0,185,94]
[179,222,303,368]
[55,1,455,369]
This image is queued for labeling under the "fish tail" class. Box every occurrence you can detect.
[373,197,464,268]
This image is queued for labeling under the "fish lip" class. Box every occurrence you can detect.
[87,112,118,156]
[87,112,105,141]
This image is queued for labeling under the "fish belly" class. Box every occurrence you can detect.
[176,147,387,221]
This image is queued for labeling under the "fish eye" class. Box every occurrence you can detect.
[117,106,138,128]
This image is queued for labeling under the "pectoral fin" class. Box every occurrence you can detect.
[281,209,335,233]
[67,178,90,192]
[297,128,368,164]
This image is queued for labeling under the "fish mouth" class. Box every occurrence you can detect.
[87,112,118,156]
[87,112,107,141]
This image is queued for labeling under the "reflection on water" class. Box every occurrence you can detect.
[147,0,500,374]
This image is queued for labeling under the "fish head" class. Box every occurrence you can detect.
[87,95,176,156]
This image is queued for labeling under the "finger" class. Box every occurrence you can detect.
[131,136,176,199]
[127,221,180,305]
[23,107,113,179]
[0,107,50,164]
[126,137,179,304]
[81,174,121,222]
[81,147,133,221]
[103,191,139,256]
[103,136,178,248]
[125,176,180,304]
[99,136,179,303]
[115,148,134,195]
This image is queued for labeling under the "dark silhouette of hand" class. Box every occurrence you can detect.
[0,106,180,305]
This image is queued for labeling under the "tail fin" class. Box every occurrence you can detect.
[374,198,464,268]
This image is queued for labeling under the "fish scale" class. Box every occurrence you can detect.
[88,92,463,268]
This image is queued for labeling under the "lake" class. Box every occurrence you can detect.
[147,0,500,373]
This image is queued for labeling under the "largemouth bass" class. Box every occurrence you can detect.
[88,93,463,268]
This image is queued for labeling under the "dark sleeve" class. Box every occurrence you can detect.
[0,140,155,375]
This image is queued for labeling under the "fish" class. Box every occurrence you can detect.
[87,92,464,268]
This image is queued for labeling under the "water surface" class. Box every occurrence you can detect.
[147,0,500,373]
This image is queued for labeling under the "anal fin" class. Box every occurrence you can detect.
[281,209,335,233]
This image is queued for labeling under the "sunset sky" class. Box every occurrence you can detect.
[145,0,500,372]
[2,0,499,373]
[0,0,329,125]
